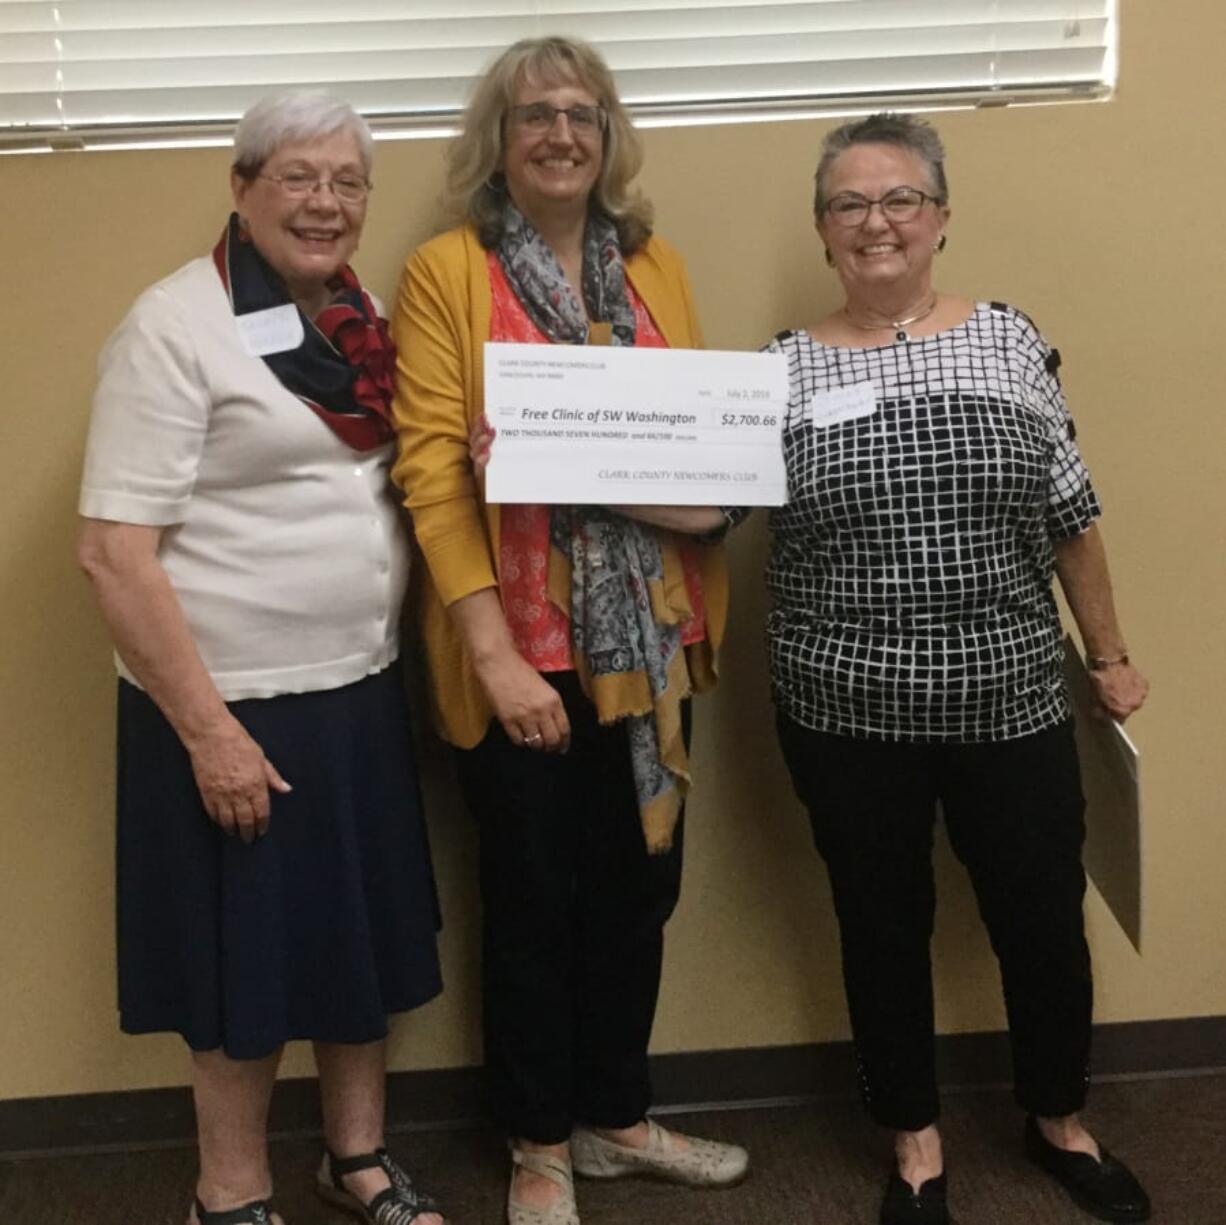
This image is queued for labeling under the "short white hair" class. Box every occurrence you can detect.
[233,91,374,178]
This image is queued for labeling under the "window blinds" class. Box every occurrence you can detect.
[0,0,1116,153]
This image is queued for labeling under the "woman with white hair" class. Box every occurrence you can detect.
[78,92,445,1225]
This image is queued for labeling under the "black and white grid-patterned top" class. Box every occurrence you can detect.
[762,302,1100,742]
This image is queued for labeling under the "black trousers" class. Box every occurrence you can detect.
[455,672,686,1143]
[776,715,1092,1131]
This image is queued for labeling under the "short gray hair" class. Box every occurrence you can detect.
[813,112,948,219]
[232,91,374,179]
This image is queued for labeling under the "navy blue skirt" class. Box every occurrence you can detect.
[115,666,442,1059]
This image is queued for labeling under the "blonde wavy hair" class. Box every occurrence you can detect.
[443,36,653,254]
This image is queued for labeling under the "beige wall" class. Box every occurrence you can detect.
[2,3,1223,1101]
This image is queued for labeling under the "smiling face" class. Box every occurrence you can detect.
[500,75,604,225]
[817,142,949,302]
[231,127,367,310]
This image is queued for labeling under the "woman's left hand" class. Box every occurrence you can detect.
[1090,662,1149,722]
[469,413,495,474]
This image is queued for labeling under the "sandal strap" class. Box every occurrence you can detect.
[377,1148,439,1211]
[325,1148,440,1223]
[194,1197,275,1225]
[511,1148,574,1190]
[365,1185,438,1224]
[327,1146,386,1178]
[644,1118,669,1152]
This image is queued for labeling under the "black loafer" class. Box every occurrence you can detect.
[1024,1116,1151,1222]
[879,1170,950,1225]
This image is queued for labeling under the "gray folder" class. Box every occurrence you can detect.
[1063,636,1143,953]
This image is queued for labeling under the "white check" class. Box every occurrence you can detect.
[484,343,788,506]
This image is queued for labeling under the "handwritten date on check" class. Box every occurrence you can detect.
[483,343,788,506]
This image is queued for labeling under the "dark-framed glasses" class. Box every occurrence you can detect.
[507,102,608,136]
[823,187,940,227]
[258,170,372,204]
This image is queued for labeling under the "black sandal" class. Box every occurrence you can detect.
[316,1147,443,1224]
[193,1197,279,1225]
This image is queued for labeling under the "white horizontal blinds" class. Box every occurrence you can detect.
[0,0,1114,144]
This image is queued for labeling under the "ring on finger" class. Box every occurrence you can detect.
[523,732,543,746]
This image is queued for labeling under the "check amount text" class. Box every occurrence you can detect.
[720,412,779,427]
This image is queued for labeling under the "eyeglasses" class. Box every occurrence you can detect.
[506,102,608,136]
[822,187,940,227]
[258,170,372,204]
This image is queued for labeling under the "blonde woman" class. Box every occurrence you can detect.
[391,36,746,1225]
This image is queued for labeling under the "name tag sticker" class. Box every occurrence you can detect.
[808,381,878,429]
[235,305,304,357]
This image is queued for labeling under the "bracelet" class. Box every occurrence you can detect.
[1086,651,1129,671]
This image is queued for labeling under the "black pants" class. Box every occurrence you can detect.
[456,672,686,1143]
[776,715,1092,1131]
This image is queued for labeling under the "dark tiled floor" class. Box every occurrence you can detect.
[2,1075,1222,1224]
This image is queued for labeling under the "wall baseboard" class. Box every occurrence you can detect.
[3,1016,1224,1159]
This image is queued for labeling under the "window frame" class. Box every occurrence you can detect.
[0,1,1119,156]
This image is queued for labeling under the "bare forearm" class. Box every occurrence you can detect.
[1053,523,1127,658]
[79,518,290,835]
[1053,523,1149,720]
[609,504,726,535]
[78,523,230,748]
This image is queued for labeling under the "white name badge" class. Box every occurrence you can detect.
[235,305,305,357]
[808,380,878,429]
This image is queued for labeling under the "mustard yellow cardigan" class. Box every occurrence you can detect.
[390,222,729,748]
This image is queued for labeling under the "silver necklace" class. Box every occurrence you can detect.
[843,293,939,342]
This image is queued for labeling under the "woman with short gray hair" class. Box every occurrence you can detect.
[811,111,949,217]
[78,91,445,1225]
[761,111,1151,1225]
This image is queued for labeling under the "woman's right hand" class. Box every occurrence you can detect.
[186,716,292,842]
[473,646,571,753]
[469,413,496,474]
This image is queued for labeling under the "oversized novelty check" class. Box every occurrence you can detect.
[483,343,788,505]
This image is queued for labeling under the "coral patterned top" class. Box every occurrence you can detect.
[489,252,707,672]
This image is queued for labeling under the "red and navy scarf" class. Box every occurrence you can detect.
[213,212,395,451]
